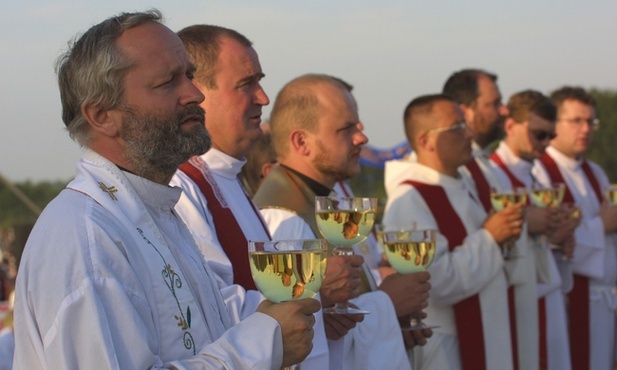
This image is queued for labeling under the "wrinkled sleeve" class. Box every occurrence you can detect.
[341,291,411,370]
[17,278,281,370]
[167,313,283,370]
[13,193,282,370]
[261,208,317,239]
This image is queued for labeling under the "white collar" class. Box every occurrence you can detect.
[496,141,534,176]
[472,141,492,159]
[123,171,181,212]
[70,149,175,245]
[546,145,582,171]
[405,161,466,190]
[201,148,247,180]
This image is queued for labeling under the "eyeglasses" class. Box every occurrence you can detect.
[559,117,600,131]
[529,129,557,142]
[426,121,468,135]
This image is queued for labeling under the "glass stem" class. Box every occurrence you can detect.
[332,246,354,312]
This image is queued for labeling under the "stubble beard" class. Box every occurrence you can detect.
[120,105,211,183]
[313,140,360,184]
[474,114,503,148]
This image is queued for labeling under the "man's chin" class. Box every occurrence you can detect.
[576,142,590,154]
[348,166,362,179]
[460,152,473,166]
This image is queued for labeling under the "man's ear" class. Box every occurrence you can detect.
[416,133,431,151]
[289,129,311,156]
[504,117,517,135]
[460,103,474,125]
[81,101,121,137]
[261,161,277,179]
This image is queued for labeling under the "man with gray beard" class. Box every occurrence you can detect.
[12,10,319,369]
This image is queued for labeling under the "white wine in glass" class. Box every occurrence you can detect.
[529,182,565,208]
[490,187,528,211]
[315,195,378,315]
[606,184,617,206]
[489,187,527,259]
[529,182,576,260]
[248,239,328,303]
[382,229,437,330]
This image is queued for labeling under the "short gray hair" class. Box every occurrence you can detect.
[56,10,163,145]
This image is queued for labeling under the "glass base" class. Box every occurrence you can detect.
[401,324,440,331]
[501,243,519,260]
[322,306,371,315]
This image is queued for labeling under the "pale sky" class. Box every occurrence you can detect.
[2,0,616,182]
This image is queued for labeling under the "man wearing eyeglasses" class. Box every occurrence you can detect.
[490,90,577,370]
[443,70,543,370]
[383,93,524,370]
[535,86,617,370]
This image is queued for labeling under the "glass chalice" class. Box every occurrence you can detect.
[606,184,617,206]
[489,187,527,258]
[315,195,378,315]
[382,229,437,330]
[529,182,577,259]
[529,182,565,208]
[248,239,328,303]
[248,239,328,370]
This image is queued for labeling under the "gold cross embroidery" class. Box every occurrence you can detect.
[98,182,118,201]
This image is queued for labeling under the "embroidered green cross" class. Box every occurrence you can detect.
[98,182,118,201]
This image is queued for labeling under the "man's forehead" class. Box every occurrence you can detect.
[429,100,461,125]
[559,99,594,114]
[317,83,352,107]
[118,22,192,75]
[218,38,261,73]
[436,99,460,116]
[477,75,500,99]
[118,22,174,50]
[528,112,555,128]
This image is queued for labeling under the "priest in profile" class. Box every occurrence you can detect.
[11,10,319,369]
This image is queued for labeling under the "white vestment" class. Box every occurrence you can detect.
[13,149,283,369]
[389,144,541,370]
[383,159,513,370]
[492,142,571,370]
[261,203,411,370]
[533,145,617,370]
[0,327,14,370]
[171,149,329,369]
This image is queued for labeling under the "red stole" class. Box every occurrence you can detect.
[538,153,575,204]
[337,181,352,197]
[581,161,604,205]
[540,153,603,370]
[179,160,272,291]
[537,298,548,370]
[465,158,492,213]
[402,180,488,370]
[486,152,525,370]
[489,152,526,189]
